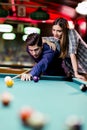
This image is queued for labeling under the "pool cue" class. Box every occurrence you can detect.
[12,69,31,80]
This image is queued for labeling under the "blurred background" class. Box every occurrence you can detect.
[0,0,87,69]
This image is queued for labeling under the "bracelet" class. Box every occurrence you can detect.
[74,71,78,72]
[74,71,78,74]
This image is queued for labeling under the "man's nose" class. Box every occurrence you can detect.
[32,51,36,55]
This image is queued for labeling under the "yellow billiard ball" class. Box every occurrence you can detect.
[5,79,14,87]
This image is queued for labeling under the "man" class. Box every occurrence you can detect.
[21,33,65,81]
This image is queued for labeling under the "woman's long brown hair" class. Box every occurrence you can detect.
[53,17,69,59]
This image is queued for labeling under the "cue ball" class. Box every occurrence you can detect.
[4,76,12,82]
[33,76,39,82]
[26,111,46,128]
[80,84,87,92]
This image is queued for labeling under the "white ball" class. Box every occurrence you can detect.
[65,115,83,129]
[4,76,12,82]
[27,111,46,127]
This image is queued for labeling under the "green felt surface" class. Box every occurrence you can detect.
[0,74,87,130]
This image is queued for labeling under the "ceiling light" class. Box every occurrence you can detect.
[30,7,49,20]
[22,35,28,41]
[76,0,87,15]
[2,33,16,40]
[0,24,13,32]
[24,27,40,34]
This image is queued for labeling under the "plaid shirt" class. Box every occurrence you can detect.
[64,29,87,74]
[43,32,87,74]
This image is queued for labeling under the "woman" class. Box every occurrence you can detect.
[43,17,87,81]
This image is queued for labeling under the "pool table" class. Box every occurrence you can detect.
[0,73,87,130]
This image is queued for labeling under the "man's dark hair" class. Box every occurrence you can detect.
[26,33,42,47]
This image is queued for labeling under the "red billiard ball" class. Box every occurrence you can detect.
[33,76,39,82]
[19,107,33,123]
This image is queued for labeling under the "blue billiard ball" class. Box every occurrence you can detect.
[33,76,39,82]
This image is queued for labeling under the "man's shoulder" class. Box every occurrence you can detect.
[43,43,59,55]
[43,43,53,52]
[43,43,50,49]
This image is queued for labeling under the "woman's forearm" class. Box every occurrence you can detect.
[42,38,56,51]
[70,54,78,74]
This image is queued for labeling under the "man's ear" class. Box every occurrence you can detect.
[26,46,29,53]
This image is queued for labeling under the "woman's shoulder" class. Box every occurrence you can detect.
[68,29,81,36]
[68,29,76,34]
[68,29,79,40]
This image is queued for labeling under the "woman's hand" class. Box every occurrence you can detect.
[42,38,56,51]
[70,54,87,81]
[42,38,47,44]
[49,42,56,51]
[21,73,32,81]
[74,72,87,81]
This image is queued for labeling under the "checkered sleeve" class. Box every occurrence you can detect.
[42,36,60,52]
[68,29,79,54]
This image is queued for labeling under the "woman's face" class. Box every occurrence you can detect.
[52,24,63,40]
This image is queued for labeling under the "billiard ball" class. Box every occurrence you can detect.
[26,111,47,128]
[1,92,12,106]
[33,76,39,82]
[4,76,12,82]
[80,84,87,92]
[5,79,14,87]
[19,107,33,124]
[65,115,83,130]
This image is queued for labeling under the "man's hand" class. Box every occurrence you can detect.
[21,73,32,81]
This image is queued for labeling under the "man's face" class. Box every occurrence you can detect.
[28,44,43,59]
